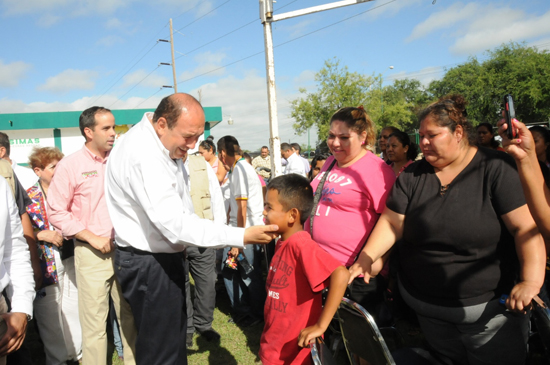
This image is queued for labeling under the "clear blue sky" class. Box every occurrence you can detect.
[1,0,549,151]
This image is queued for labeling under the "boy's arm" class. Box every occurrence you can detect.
[297,266,350,348]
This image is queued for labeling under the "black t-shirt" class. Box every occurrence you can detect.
[387,147,525,307]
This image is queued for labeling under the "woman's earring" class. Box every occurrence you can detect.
[361,141,365,145]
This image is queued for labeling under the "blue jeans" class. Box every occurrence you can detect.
[222,244,265,319]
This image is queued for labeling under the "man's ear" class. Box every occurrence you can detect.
[155,117,168,137]
[84,127,94,141]
[0,146,6,159]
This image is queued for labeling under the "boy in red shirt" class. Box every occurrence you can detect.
[259,174,349,364]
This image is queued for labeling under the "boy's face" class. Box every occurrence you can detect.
[263,189,288,235]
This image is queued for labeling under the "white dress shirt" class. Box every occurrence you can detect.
[0,176,35,316]
[11,160,38,191]
[300,155,310,174]
[283,153,307,177]
[105,113,245,253]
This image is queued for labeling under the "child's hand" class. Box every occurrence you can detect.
[297,324,324,348]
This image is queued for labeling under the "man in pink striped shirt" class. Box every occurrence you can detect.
[48,107,136,365]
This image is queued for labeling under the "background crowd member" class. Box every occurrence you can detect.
[218,136,266,327]
[48,107,136,365]
[26,147,82,364]
[291,142,311,175]
[105,93,278,364]
[0,132,38,190]
[306,106,395,320]
[476,122,503,151]
[378,126,399,164]
[529,126,550,169]
[308,153,328,181]
[280,143,306,177]
[350,95,545,364]
[252,146,271,183]
[386,131,419,177]
[182,154,225,347]
[198,139,227,184]
[0,176,35,365]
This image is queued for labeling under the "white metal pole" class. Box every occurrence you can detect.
[263,19,283,178]
[169,19,178,93]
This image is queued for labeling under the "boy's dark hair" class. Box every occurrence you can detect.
[217,135,241,157]
[267,174,313,225]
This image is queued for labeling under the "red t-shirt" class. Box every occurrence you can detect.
[259,231,342,365]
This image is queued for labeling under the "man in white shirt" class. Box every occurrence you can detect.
[105,93,277,364]
[291,142,310,175]
[217,136,265,327]
[281,143,307,177]
[0,133,38,190]
[0,176,35,365]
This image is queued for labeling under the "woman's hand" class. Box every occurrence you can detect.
[506,281,540,313]
[36,230,63,247]
[297,324,324,348]
[348,252,373,284]
[497,118,535,162]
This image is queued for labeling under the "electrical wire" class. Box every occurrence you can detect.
[175,0,232,32]
[175,0,396,86]
[88,37,164,107]
[175,0,303,59]
[109,66,161,108]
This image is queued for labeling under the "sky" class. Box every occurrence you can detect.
[1,0,550,151]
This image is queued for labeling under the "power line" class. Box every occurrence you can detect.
[175,0,303,59]
[175,0,232,32]
[88,33,166,107]
[175,0,397,86]
[135,87,166,108]
[109,66,162,108]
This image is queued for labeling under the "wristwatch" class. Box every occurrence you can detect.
[26,314,31,322]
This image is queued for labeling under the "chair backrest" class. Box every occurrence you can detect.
[310,337,337,365]
[336,297,396,365]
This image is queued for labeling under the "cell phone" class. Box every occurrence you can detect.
[503,94,516,139]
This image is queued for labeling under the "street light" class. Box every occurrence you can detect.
[380,66,394,115]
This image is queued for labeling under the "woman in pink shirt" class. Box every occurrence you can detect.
[386,131,419,177]
[307,106,396,321]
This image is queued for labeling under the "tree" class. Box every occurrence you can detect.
[376,79,431,130]
[290,58,377,141]
[428,43,550,125]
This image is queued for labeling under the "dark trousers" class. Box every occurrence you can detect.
[115,248,187,365]
[185,246,216,334]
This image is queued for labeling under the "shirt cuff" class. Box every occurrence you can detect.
[227,226,245,248]
[10,296,35,319]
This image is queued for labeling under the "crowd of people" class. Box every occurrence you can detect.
[0,91,549,365]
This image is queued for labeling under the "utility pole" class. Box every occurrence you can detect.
[260,0,374,178]
[169,19,178,93]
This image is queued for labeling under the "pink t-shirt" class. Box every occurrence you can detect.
[306,153,395,267]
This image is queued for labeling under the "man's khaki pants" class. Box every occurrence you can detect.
[75,241,137,365]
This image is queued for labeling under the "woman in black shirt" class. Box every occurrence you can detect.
[349,95,545,364]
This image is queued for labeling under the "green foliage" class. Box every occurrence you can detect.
[428,43,550,125]
[290,58,377,140]
[291,43,550,142]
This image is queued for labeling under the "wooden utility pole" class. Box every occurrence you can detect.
[169,18,178,93]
